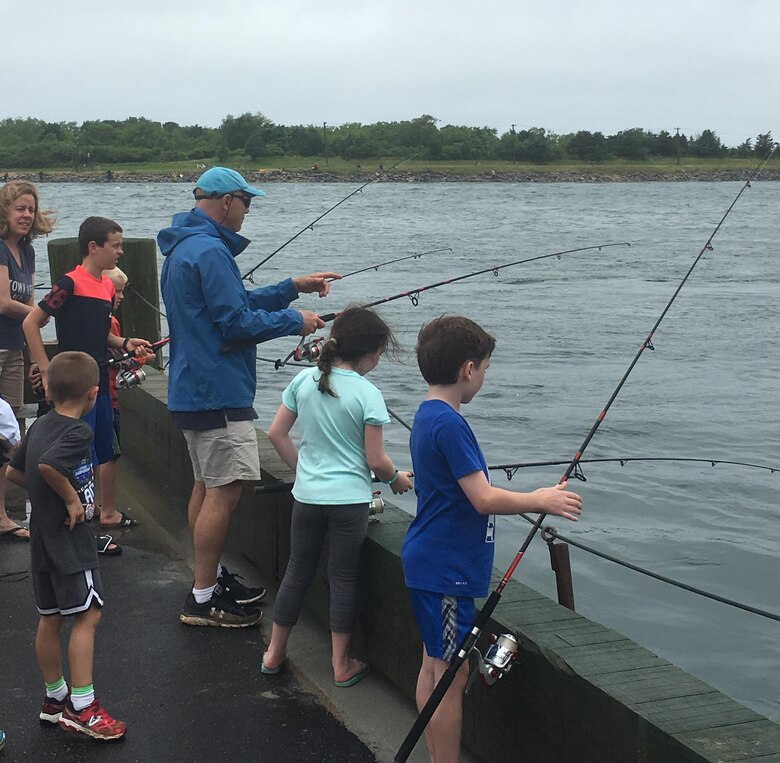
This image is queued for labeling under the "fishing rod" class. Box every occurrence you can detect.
[490,456,779,479]
[318,241,630,321]
[394,148,777,762]
[241,154,417,283]
[105,337,169,367]
[331,246,452,280]
[244,242,631,364]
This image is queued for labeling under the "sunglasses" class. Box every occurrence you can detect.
[228,193,252,209]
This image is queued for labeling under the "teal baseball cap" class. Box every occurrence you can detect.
[194,167,266,198]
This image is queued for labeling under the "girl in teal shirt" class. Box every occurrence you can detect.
[265,307,413,686]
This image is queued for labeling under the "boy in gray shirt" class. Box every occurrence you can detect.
[8,351,125,740]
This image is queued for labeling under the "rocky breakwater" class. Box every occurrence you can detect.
[6,167,780,184]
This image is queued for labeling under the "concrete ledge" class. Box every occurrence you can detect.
[120,368,780,762]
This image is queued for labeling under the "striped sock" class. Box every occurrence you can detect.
[71,684,95,711]
[45,676,68,701]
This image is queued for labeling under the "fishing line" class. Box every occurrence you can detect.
[241,154,417,283]
[226,241,631,359]
[394,148,777,762]
[529,521,780,622]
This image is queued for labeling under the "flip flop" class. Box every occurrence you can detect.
[261,653,286,675]
[0,525,30,542]
[96,535,122,556]
[99,511,139,529]
[335,664,370,688]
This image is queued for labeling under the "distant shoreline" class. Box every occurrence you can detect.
[7,168,780,184]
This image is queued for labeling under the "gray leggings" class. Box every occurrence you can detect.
[273,500,369,633]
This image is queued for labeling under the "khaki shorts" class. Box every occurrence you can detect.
[182,420,262,488]
[0,348,24,409]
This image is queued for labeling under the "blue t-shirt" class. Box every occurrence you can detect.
[402,399,495,598]
[282,366,391,505]
[0,239,34,350]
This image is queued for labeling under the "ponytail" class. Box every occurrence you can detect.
[316,338,338,396]
[314,306,398,397]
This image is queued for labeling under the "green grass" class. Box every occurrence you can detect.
[18,154,777,178]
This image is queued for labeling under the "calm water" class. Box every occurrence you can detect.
[35,180,779,722]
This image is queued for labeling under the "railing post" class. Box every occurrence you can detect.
[547,540,576,611]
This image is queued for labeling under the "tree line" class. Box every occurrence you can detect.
[0,113,773,168]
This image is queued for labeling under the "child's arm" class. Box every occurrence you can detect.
[268,404,299,471]
[23,305,51,382]
[364,425,413,495]
[38,464,85,530]
[106,332,153,357]
[6,465,26,489]
[458,471,582,521]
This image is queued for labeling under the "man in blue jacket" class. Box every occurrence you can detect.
[159,167,339,627]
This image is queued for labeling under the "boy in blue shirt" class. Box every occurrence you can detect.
[402,316,583,763]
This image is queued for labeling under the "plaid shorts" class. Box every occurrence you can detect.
[407,588,476,661]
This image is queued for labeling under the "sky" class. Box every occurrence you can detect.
[7,0,775,147]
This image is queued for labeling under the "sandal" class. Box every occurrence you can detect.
[0,525,30,542]
[99,511,139,529]
[96,535,122,556]
[261,652,286,675]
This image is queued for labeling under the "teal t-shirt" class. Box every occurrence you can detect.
[282,366,391,504]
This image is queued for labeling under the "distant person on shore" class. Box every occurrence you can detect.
[0,180,54,542]
[402,316,583,763]
[263,307,412,683]
[23,217,153,531]
[7,351,126,740]
[158,166,341,628]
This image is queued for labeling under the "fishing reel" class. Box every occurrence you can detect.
[116,359,147,390]
[293,336,325,363]
[368,490,384,521]
[467,632,520,691]
[276,336,325,369]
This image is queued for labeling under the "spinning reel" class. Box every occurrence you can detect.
[276,336,325,369]
[466,632,520,691]
[115,359,147,390]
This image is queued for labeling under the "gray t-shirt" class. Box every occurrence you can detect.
[10,410,98,574]
[0,238,34,350]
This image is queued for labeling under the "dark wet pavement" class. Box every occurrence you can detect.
[0,537,377,762]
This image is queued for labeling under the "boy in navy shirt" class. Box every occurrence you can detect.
[23,216,152,530]
[401,316,583,762]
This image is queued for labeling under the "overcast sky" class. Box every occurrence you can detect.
[8,1,775,146]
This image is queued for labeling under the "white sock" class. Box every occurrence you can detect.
[71,685,95,711]
[193,584,216,604]
[216,563,224,578]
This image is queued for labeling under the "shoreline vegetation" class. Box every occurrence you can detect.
[3,115,775,183]
[4,159,780,185]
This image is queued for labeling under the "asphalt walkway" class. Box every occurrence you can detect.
[0,536,377,762]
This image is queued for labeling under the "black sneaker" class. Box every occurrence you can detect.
[218,566,267,605]
[40,694,68,725]
[179,585,263,628]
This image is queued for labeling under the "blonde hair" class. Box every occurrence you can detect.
[104,267,128,290]
[0,181,55,242]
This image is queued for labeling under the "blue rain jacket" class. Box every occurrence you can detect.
[159,208,303,411]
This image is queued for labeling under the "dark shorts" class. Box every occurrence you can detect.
[82,394,120,464]
[33,567,105,616]
[408,588,476,661]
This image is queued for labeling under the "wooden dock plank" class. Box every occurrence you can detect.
[591,664,716,705]
[678,719,780,760]
[634,692,762,735]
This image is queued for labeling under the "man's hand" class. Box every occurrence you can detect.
[292,272,342,299]
[299,310,325,336]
